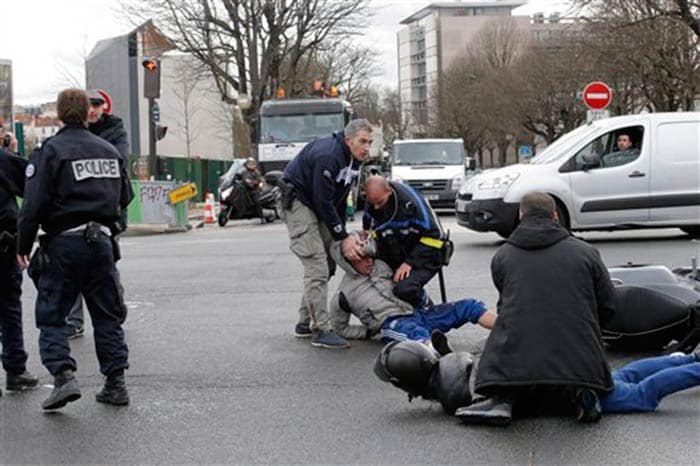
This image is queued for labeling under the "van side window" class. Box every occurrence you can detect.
[564,125,644,172]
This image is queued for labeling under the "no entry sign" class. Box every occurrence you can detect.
[583,82,612,110]
[96,89,112,114]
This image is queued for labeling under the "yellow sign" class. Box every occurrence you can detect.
[168,183,198,204]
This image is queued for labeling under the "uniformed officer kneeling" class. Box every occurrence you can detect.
[16,88,134,410]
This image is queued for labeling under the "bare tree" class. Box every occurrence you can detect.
[572,2,700,112]
[168,56,209,158]
[573,0,700,37]
[119,0,371,120]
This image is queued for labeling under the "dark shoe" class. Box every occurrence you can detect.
[66,325,85,340]
[42,370,81,410]
[96,372,129,406]
[311,330,350,349]
[574,388,602,423]
[455,397,512,426]
[6,371,39,391]
[294,322,312,338]
[430,329,453,356]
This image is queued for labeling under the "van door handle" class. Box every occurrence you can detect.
[628,171,646,178]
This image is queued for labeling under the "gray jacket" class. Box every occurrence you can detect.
[329,241,413,339]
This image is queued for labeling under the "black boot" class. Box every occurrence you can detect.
[42,370,81,410]
[455,397,513,426]
[96,371,129,406]
[6,370,39,391]
[430,329,454,356]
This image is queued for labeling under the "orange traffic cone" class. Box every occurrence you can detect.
[204,193,216,224]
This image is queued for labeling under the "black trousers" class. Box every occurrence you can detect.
[35,235,128,376]
[393,267,438,307]
[0,252,28,374]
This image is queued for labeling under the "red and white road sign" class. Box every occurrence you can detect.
[583,82,612,110]
[96,89,112,114]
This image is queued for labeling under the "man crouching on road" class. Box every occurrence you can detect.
[281,119,370,349]
[455,192,615,426]
[328,234,496,355]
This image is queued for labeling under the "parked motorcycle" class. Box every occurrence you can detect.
[217,165,283,227]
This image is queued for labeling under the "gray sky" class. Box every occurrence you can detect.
[3,0,569,105]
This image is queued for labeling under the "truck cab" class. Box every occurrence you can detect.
[390,138,473,208]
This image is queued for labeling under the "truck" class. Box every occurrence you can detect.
[390,138,475,209]
[255,97,354,173]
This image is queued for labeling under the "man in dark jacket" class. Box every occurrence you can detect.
[87,90,129,160]
[282,119,370,348]
[362,176,444,307]
[65,90,131,340]
[0,147,40,396]
[455,192,615,426]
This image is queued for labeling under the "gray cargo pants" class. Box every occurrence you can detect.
[284,199,334,332]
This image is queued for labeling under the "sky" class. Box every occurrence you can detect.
[2,0,570,105]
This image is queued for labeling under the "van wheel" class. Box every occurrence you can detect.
[554,201,570,231]
[681,226,700,238]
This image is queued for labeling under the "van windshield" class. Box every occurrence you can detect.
[392,142,464,166]
[528,125,599,165]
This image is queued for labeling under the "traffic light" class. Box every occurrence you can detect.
[155,125,168,141]
[142,58,161,98]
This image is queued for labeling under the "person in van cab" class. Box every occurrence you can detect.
[603,133,640,168]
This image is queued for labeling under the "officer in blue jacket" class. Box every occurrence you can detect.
[0,144,39,396]
[282,119,372,348]
[363,176,445,307]
[16,89,134,410]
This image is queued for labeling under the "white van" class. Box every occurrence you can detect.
[456,113,700,237]
[391,139,474,208]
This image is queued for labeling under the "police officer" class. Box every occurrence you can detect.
[0,144,39,397]
[362,175,445,307]
[64,90,131,340]
[281,119,370,348]
[16,89,134,410]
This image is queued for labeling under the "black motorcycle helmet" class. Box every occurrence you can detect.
[374,340,439,399]
[431,351,474,414]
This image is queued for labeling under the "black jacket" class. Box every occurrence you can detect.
[283,131,361,240]
[475,216,615,394]
[17,124,134,255]
[362,182,443,271]
[0,148,27,233]
[89,114,129,160]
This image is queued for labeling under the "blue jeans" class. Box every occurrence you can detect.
[36,235,128,376]
[601,354,700,413]
[381,298,487,342]
[0,254,28,374]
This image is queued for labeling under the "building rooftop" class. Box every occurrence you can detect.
[400,1,528,25]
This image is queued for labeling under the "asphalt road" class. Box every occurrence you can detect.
[1,217,699,465]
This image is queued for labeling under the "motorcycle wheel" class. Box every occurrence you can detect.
[218,210,229,227]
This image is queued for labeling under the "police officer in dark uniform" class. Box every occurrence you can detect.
[362,175,445,307]
[64,89,131,340]
[0,144,39,397]
[16,89,134,410]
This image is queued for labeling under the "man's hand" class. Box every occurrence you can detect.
[393,262,412,282]
[341,235,364,261]
[16,254,30,270]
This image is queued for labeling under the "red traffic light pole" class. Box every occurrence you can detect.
[143,58,161,179]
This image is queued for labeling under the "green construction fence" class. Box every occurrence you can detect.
[128,155,233,202]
